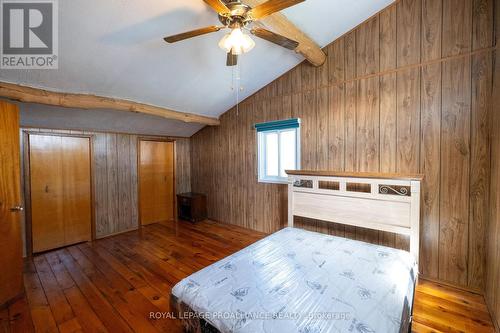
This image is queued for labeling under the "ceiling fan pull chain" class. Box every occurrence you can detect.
[231,64,234,92]
[235,64,239,116]
[236,58,242,116]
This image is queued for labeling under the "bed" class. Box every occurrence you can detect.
[171,171,423,333]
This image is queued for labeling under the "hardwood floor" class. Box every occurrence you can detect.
[0,221,495,333]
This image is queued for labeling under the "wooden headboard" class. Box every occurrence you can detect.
[286,170,423,267]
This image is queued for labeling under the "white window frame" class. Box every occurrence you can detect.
[257,127,301,184]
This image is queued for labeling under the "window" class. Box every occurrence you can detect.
[255,118,300,183]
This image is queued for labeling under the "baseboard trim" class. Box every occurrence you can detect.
[94,227,139,240]
[418,276,484,295]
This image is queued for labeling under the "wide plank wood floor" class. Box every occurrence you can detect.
[0,220,495,333]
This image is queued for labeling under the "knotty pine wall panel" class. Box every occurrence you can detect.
[20,128,191,241]
[485,1,500,330]
[420,62,442,282]
[175,138,192,194]
[191,0,495,290]
[486,57,500,332]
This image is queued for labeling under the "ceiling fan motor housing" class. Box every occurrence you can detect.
[164,0,304,66]
[218,2,253,28]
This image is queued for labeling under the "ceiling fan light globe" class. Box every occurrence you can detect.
[218,33,233,53]
[232,46,243,55]
[218,28,255,55]
[241,33,255,53]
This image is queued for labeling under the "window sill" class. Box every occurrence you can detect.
[258,178,289,185]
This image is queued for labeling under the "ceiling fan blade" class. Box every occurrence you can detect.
[226,51,238,66]
[164,26,223,43]
[251,27,299,50]
[203,0,231,14]
[248,0,305,20]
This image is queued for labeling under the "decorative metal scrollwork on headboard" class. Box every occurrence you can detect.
[293,179,313,188]
[378,185,411,196]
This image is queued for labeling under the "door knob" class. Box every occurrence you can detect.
[10,205,24,212]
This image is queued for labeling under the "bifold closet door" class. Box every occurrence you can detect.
[139,140,174,225]
[29,134,92,253]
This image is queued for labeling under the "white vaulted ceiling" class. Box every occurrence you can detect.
[0,0,394,136]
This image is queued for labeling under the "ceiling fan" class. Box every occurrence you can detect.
[164,0,304,66]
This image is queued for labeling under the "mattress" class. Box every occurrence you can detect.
[171,227,417,333]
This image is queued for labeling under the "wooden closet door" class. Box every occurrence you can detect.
[30,135,65,251]
[0,101,23,305]
[139,140,174,225]
[30,134,91,253]
[62,137,92,245]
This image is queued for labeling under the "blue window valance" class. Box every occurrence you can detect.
[254,118,300,132]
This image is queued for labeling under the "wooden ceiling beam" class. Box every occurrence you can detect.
[245,0,326,67]
[0,81,220,126]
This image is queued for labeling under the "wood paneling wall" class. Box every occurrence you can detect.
[175,138,192,194]
[93,132,138,237]
[20,128,191,242]
[191,0,495,290]
[485,2,500,331]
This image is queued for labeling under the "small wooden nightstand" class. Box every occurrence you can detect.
[176,192,207,222]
